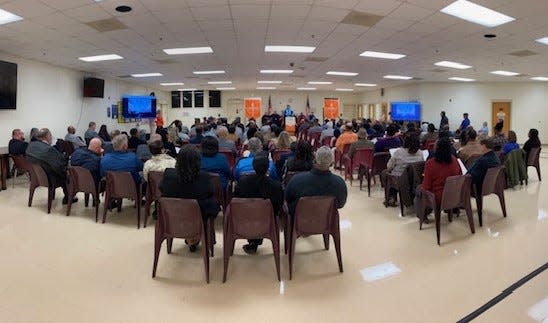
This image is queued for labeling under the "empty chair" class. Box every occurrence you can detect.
[419,175,475,245]
[223,198,280,282]
[66,166,100,221]
[288,196,342,279]
[102,171,142,229]
[143,171,164,228]
[342,148,373,185]
[27,162,61,214]
[152,198,210,283]
[526,147,541,183]
[10,154,31,188]
[472,165,507,227]
[334,143,351,171]
[358,152,390,196]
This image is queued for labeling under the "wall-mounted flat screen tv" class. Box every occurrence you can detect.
[122,95,157,118]
[0,60,17,109]
[390,101,421,121]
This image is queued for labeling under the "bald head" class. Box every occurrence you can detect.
[88,138,103,155]
[67,126,76,134]
[149,133,162,143]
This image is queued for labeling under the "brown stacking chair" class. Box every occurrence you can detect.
[321,136,333,147]
[334,143,351,171]
[384,161,425,216]
[419,175,475,245]
[308,132,321,150]
[272,149,290,163]
[343,148,373,185]
[152,198,210,283]
[223,198,280,282]
[27,162,61,214]
[472,165,507,227]
[289,196,342,279]
[143,171,163,228]
[10,154,31,188]
[526,147,541,183]
[62,140,75,157]
[358,152,390,196]
[464,154,482,169]
[66,166,100,221]
[102,171,142,229]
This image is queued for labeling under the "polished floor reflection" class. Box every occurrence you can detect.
[0,155,546,323]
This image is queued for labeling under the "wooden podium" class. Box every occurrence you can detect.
[285,116,296,135]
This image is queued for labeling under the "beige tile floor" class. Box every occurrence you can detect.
[0,157,546,323]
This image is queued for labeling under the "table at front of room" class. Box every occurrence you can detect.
[0,147,9,190]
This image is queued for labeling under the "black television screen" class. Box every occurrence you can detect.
[0,60,17,109]
[122,96,157,118]
[83,77,105,98]
[209,90,221,108]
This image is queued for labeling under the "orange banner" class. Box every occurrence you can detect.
[323,98,340,120]
[244,97,262,120]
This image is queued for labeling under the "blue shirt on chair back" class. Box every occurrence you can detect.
[233,154,279,181]
[100,151,143,183]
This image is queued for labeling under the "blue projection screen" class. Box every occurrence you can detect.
[122,96,156,118]
[390,101,421,121]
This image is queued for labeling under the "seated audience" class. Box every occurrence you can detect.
[216,126,237,155]
[189,126,204,145]
[458,129,482,163]
[100,134,143,184]
[275,141,297,177]
[421,123,438,145]
[285,140,314,174]
[523,128,541,160]
[374,124,402,152]
[143,137,176,180]
[226,125,239,143]
[70,138,103,186]
[468,138,501,186]
[503,131,520,155]
[160,145,220,252]
[348,128,374,158]
[98,125,111,142]
[26,128,76,204]
[64,126,86,149]
[479,121,489,137]
[233,152,284,254]
[491,122,506,151]
[128,128,146,150]
[200,136,231,189]
[234,137,278,181]
[320,122,334,143]
[307,119,323,134]
[30,128,39,142]
[84,122,98,143]
[335,124,358,153]
[8,129,28,155]
[285,146,347,216]
[273,131,292,150]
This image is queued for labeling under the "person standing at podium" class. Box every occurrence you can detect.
[283,104,294,117]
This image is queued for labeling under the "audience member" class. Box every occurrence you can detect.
[274,131,292,150]
[335,124,358,153]
[491,122,506,151]
[374,124,402,152]
[84,122,98,142]
[421,124,438,145]
[308,119,323,134]
[216,126,237,155]
[439,111,449,130]
[275,141,297,177]
[348,128,374,158]
[457,129,482,163]
[503,131,519,155]
[468,138,500,185]
[523,128,541,160]
[190,126,204,144]
[143,138,175,180]
[128,128,146,150]
[459,113,471,132]
[479,121,489,137]
[200,136,231,189]
[64,126,86,149]
[227,125,239,143]
[320,122,334,142]
[285,140,314,174]
[8,129,28,155]
[70,137,103,185]
[98,125,111,142]
[30,128,39,142]
[234,137,278,181]
[100,134,143,184]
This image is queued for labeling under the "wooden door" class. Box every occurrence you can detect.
[492,101,511,134]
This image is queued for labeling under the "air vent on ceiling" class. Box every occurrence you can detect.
[508,50,538,57]
[341,11,384,27]
[430,69,447,73]
[305,56,329,62]
[86,18,127,32]
[154,59,179,65]
[117,75,132,78]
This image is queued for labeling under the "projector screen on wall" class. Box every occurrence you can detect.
[390,101,421,121]
[122,96,157,118]
[0,60,17,109]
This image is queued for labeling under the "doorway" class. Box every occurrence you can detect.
[491,101,511,134]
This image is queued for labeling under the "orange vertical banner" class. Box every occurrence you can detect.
[244,97,262,120]
[323,98,340,120]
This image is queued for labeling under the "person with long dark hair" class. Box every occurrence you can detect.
[200,136,231,189]
[523,128,541,160]
[233,152,283,254]
[285,140,314,173]
[160,145,220,252]
[98,125,111,142]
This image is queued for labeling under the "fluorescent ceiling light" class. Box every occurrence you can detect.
[163,47,213,55]
[435,60,472,69]
[193,70,225,75]
[78,54,123,62]
[217,87,235,90]
[336,88,354,92]
[359,51,405,60]
[535,37,548,45]
[131,73,162,78]
[0,8,23,25]
[384,75,412,80]
[178,88,197,91]
[161,82,184,86]
[490,70,519,76]
[355,83,377,87]
[440,0,515,28]
[260,69,293,74]
[258,80,282,84]
[449,77,475,82]
[308,81,332,85]
[256,87,276,90]
[207,81,232,84]
[297,87,316,91]
[531,77,548,81]
[327,71,359,76]
[265,45,315,53]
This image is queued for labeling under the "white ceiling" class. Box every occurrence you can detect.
[0,0,547,92]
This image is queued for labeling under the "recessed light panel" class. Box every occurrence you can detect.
[193,70,225,75]
[355,83,377,87]
[258,80,282,84]
[0,8,23,25]
[161,82,184,86]
[256,87,276,90]
[440,0,515,28]
[163,47,213,55]
[449,77,475,82]
[131,73,162,78]
[336,88,354,92]
[260,70,294,74]
[535,37,548,45]
[326,71,359,76]
[435,61,472,69]
[384,75,412,80]
[207,81,232,84]
[308,81,332,85]
[490,70,519,76]
[78,54,123,62]
[531,77,548,81]
[217,87,235,90]
[178,88,197,91]
[297,87,316,90]
[359,51,405,59]
[265,46,315,53]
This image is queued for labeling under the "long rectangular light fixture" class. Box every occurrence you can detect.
[535,37,548,45]
[256,87,276,90]
[490,70,519,76]
[207,81,232,84]
[308,81,332,85]
[258,80,282,84]
[336,88,354,92]
[359,51,405,59]
[355,83,377,87]
[161,82,184,86]
[297,87,316,90]
[265,45,315,53]
[178,88,197,91]
[163,47,213,55]
[79,54,123,62]
[384,75,412,80]
[260,69,293,74]
[326,71,359,76]
[440,0,515,28]
[531,77,548,81]
[217,87,235,90]
[449,77,475,82]
[193,70,225,75]
[435,60,472,69]
[0,8,23,25]
[131,73,163,78]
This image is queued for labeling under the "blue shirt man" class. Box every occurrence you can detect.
[71,138,103,186]
[233,137,279,181]
[100,135,143,184]
[459,113,470,131]
[283,105,294,117]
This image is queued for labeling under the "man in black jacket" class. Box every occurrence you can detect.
[26,128,77,204]
[468,138,501,186]
[8,129,28,155]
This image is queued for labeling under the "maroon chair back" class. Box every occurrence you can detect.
[308,132,321,149]
[272,149,290,163]
[219,150,236,169]
[209,172,226,209]
[143,171,164,227]
[344,148,373,184]
[63,140,75,157]
[527,147,540,166]
[370,152,390,175]
[102,171,141,228]
[11,154,31,174]
[321,136,333,147]
[465,154,482,169]
[481,165,505,196]
[29,163,49,188]
[66,166,99,219]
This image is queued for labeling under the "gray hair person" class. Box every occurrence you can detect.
[314,146,334,171]
[248,137,263,154]
[112,133,128,151]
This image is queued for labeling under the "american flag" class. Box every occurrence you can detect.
[268,95,272,114]
[306,95,310,115]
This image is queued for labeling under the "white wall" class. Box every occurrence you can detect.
[0,53,167,145]
[361,82,548,143]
